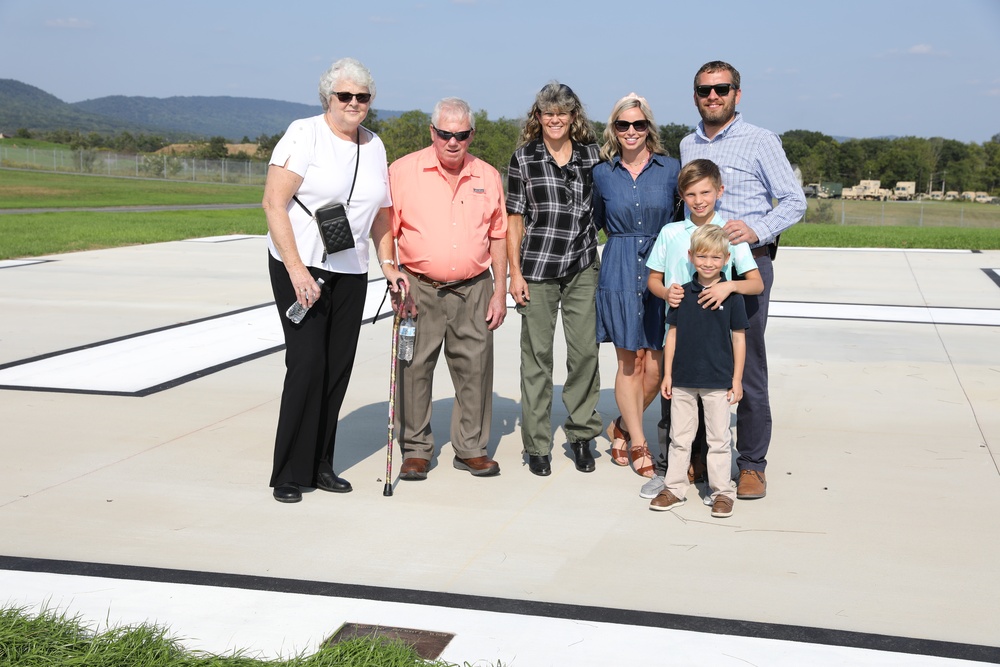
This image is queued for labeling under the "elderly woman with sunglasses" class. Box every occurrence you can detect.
[262,57,392,503]
[592,93,680,478]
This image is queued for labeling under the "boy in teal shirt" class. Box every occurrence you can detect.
[642,159,763,499]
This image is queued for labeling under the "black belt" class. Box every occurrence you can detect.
[402,266,486,297]
[751,245,773,259]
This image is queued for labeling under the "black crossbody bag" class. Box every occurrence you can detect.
[292,128,360,256]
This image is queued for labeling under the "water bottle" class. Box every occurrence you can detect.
[397,315,416,361]
[285,277,325,324]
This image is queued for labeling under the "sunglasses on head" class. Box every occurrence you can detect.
[432,126,473,142]
[613,119,649,132]
[332,91,372,104]
[695,84,735,98]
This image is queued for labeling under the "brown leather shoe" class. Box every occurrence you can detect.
[399,457,429,481]
[737,470,766,499]
[453,455,500,477]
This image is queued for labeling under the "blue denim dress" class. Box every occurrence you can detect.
[593,154,680,351]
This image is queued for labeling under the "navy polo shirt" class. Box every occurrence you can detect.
[666,275,750,389]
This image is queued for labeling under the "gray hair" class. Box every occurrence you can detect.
[431,97,475,130]
[318,57,376,111]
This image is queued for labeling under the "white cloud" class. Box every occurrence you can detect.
[45,17,93,29]
[369,15,400,24]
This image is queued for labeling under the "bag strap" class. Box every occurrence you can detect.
[291,127,362,216]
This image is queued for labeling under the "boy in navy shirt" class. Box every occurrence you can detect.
[650,225,748,518]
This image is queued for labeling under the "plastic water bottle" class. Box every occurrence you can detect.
[397,315,416,361]
[285,277,325,324]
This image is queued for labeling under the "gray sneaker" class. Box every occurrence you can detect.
[639,475,665,499]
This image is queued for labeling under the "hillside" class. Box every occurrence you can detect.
[0,79,158,136]
[72,95,322,139]
[0,79,403,141]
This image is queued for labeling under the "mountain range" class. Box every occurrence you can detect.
[0,79,389,140]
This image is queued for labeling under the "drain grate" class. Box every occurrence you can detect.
[325,623,454,660]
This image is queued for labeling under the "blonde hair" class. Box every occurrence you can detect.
[599,93,664,162]
[677,158,722,195]
[517,81,597,147]
[689,224,730,256]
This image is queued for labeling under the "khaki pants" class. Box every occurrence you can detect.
[395,271,494,461]
[665,386,736,502]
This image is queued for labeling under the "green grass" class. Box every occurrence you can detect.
[0,209,266,259]
[0,168,263,208]
[782,222,1000,249]
[0,606,498,666]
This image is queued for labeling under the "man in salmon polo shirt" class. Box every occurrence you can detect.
[376,97,508,481]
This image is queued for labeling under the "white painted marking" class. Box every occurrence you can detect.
[0,259,47,268]
[0,570,979,667]
[0,280,390,395]
[771,301,1000,326]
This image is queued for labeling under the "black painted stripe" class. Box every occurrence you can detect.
[1,555,996,663]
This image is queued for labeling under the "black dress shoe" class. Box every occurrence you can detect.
[272,483,301,503]
[315,471,353,493]
[528,454,551,476]
[570,440,595,473]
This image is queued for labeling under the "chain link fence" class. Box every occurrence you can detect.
[799,198,1000,228]
[0,146,267,185]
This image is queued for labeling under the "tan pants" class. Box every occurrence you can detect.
[395,271,493,461]
[665,386,736,502]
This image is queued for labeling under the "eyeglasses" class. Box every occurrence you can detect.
[695,84,736,98]
[613,119,649,133]
[332,91,372,104]
[432,126,473,142]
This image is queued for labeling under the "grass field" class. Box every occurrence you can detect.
[803,197,1000,228]
[3,170,1000,260]
[0,168,262,208]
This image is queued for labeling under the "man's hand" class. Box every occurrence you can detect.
[723,219,759,246]
[486,290,507,331]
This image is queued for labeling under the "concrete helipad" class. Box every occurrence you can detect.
[1,238,998,665]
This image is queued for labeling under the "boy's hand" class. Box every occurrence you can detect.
[698,280,735,310]
[667,283,683,308]
[728,379,743,404]
[660,375,673,400]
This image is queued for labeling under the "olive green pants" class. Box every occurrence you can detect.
[517,260,603,455]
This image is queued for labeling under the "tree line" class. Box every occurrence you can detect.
[15,115,1000,195]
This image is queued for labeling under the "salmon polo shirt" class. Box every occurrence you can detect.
[389,145,507,283]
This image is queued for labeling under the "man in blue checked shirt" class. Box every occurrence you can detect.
[677,60,806,500]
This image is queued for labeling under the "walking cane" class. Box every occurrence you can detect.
[383,279,405,497]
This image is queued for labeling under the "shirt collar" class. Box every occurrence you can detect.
[689,272,729,291]
[696,111,743,142]
[417,145,476,178]
[611,153,667,172]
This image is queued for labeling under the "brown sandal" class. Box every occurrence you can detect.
[606,417,630,466]
[628,441,655,478]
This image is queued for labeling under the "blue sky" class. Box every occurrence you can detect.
[1,0,998,143]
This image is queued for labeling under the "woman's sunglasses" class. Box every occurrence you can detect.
[613,119,649,133]
[332,91,372,104]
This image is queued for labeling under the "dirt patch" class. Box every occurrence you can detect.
[156,143,258,156]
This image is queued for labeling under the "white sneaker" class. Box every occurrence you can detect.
[639,475,665,499]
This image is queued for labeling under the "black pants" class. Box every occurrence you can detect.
[268,254,366,487]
